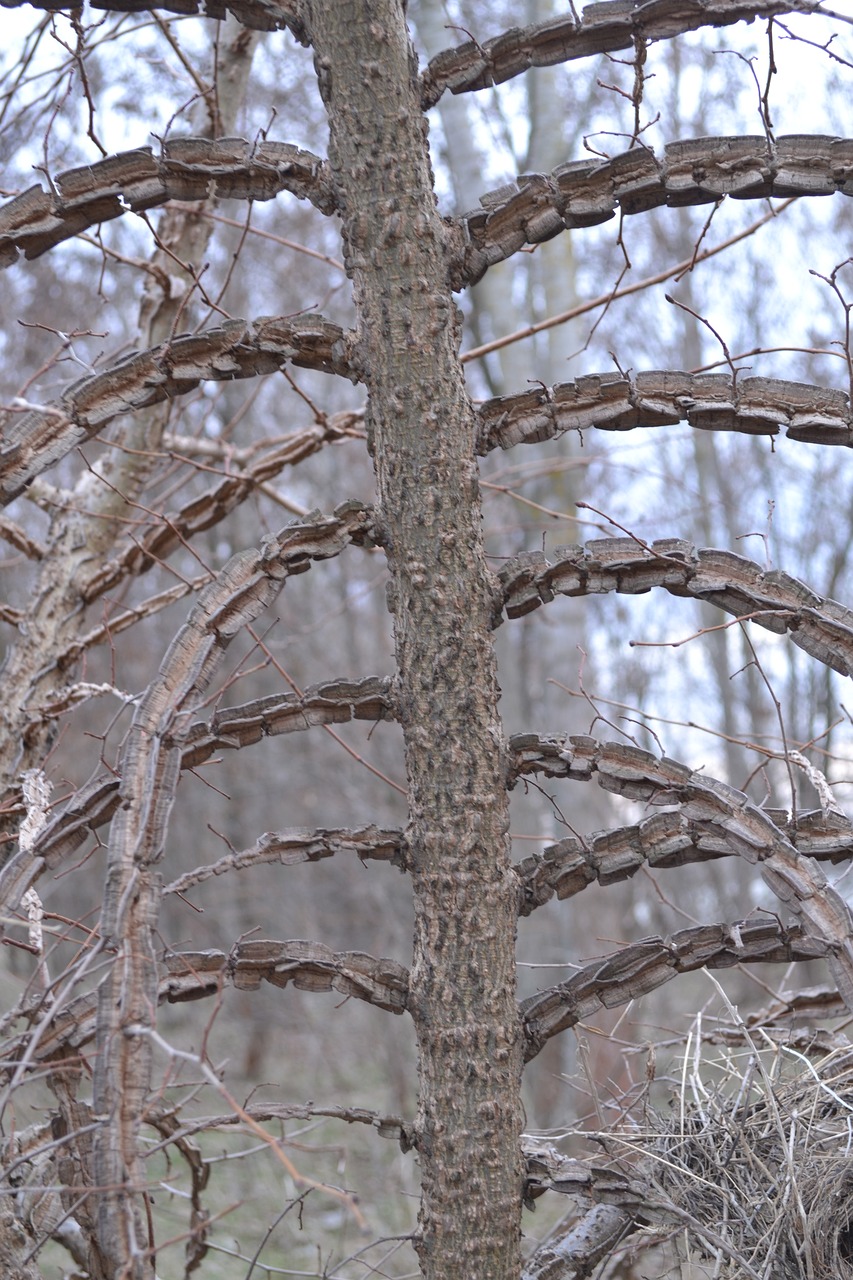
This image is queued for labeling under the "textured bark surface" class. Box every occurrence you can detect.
[457,134,853,283]
[477,367,853,452]
[0,137,334,267]
[420,0,813,105]
[496,537,853,674]
[520,1204,636,1280]
[5,3,853,1278]
[511,734,853,1013]
[89,499,375,1276]
[307,2,524,1275]
[0,316,355,505]
[0,0,306,33]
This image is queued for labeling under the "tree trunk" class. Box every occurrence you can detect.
[307,2,525,1275]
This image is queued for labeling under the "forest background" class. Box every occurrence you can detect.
[2,1,853,1277]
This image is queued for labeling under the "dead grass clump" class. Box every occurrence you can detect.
[641,1025,853,1279]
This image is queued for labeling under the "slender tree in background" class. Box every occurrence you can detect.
[3,2,853,1278]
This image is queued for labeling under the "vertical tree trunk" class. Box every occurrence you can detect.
[308,3,525,1275]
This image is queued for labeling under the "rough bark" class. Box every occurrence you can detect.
[457,134,853,283]
[521,1204,636,1280]
[477,367,853,452]
[0,137,334,267]
[0,315,355,506]
[0,0,306,34]
[420,0,815,106]
[495,537,853,675]
[511,734,853,1013]
[306,2,524,1276]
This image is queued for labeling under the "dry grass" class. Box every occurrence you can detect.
[611,977,853,1279]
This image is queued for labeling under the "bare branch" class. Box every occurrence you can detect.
[0,0,307,37]
[520,916,832,1059]
[522,1204,637,1280]
[511,734,853,1015]
[149,1100,414,1152]
[78,417,360,604]
[223,937,409,1010]
[5,939,408,1077]
[422,0,818,108]
[462,198,795,365]
[181,671,394,768]
[0,671,394,916]
[0,505,381,905]
[477,368,853,454]
[0,137,335,268]
[495,538,853,677]
[1,315,358,505]
[516,805,853,915]
[458,134,846,284]
[0,512,46,559]
[165,824,406,896]
[89,499,375,1270]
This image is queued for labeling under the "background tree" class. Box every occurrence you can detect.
[2,2,853,1278]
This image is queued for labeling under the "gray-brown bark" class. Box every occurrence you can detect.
[90,499,374,1276]
[420,0,815,106]
[521,916,831,1057]
[307,2,524,1275]
[0,137,334,267]
[496,538,853,674]
[457,135,853,283]
[0,0,306,33]
[4,2,853,1277]
[521,1205,636,1280]
[0,316,355,505]
[511,734,853,1009]
[477,368,853,452]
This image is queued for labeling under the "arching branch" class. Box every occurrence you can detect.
[1,315,357,505]
[477,369,852,454]
[517,806,853,915]
[167,804,853,908]
[0,137,334,268]
[0,672,393,918]
[165,824,406,896]
[181,672,394,767]
[495,538,853,676]
[6,940,409,1073]
[0,504,384,924]
[77,416,362,605]
[88,497,375,1269]
[521,916,830,1059]
[421,0,816,108]
[522,1204,638,1280]
[511,734,853,1013]
[457,135,851,284]
[0,0,307,36]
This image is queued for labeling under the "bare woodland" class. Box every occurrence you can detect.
[3,1,853,1277]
